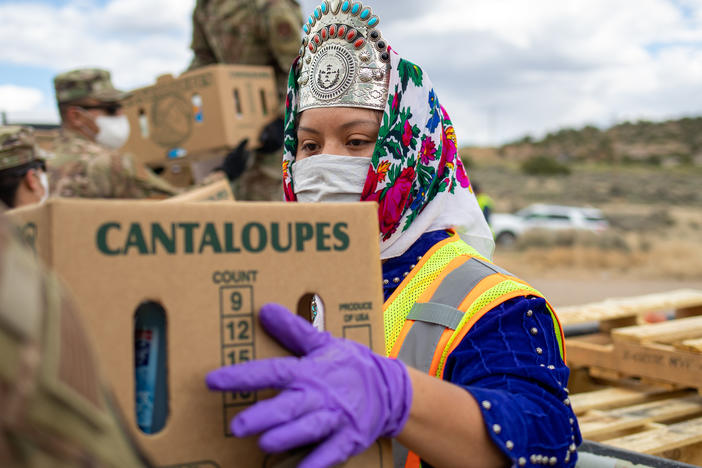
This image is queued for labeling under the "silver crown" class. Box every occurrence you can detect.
[296,1,391,112]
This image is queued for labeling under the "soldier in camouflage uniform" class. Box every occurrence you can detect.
[0,212,152,467]
[189,0,302,101]
[0,126,48,208]
[188,0,303,201]
[48,69,180,200]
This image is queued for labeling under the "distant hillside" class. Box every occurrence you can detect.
[494,116,702,166]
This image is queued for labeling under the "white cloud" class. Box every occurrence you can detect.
[2,108,60,125]
[2,0,702,144]
[0,0,195,89]
[0,85,44,112]
[380,0,702,144]
[0,85,57,124]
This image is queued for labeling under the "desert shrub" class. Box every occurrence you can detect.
[676,153,694,165]
[521,156,571,176]
[515,229,630,252]
[519,246,643,271]
[461,154,475,170]
[606,209,675,232]
[645,155,662,166]
[621,155,662,166]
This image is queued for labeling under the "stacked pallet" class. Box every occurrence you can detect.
[562,289,702,466]
[562,289,702,390]
[559,289,702,328]
[571,387,702,466]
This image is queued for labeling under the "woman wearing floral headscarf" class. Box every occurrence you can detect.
[207,2,581,467]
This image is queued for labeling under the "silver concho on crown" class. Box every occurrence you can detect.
[297,0,391,112]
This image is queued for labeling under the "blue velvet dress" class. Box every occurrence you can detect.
[382,231,582,467]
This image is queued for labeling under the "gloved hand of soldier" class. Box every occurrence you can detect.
[217,138,250,182]
[257,116,285,154]
[206,303,413,468]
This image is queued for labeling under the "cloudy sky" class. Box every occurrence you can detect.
[1,0,701,145]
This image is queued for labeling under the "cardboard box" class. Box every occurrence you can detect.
[121,65,278,166]
[8,199,389,467]
[153,151,229,188]
[156,160,196,188]
[165,179,235,203]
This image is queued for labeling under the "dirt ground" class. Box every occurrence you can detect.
[513,273,701,309]
[494,241,702,308]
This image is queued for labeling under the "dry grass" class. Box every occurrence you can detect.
[515,229,630,252]
[497,229,702,281]
[643,239,702,279]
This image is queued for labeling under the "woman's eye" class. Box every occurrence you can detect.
[301,142,319,152]
[348,139,371,147]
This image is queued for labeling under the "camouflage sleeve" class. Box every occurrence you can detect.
[47,139,140,199]
[188,0,218,71]
[49,142,179,199]
[131,159,183,198]
[264,0,303,100]
[91,150,141,198]
[111,150,181,199]
[0,212,151,467]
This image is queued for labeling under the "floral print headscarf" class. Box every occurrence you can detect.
[282,51,495,260]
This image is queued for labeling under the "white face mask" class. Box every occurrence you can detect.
[95,115,130,149]
[293,154,371,203]
[38,171,50,204]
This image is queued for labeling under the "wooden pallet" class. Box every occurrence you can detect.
[559,288,702,329]
[571,387,702,466]
[563,289,702,392]
[567,315,702,391]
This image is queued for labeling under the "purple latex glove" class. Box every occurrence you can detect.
[206,303,413,468]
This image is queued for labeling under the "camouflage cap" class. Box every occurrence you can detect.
[0,125,39,171]
[54,68,127,105]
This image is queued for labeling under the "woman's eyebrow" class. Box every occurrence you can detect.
[339,120,380,130]
[298,120,379,134]
[298,126,321,134]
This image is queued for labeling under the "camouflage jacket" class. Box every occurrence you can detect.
[0,212,151,467]
[46,131,180,200]
[188,0,303,104]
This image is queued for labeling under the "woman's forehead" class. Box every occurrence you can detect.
[298,107,382,128]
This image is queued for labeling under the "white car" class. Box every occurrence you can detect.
[491,204,609,246]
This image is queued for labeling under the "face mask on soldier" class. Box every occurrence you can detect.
[95,115,130,149]
[38,171,50,204]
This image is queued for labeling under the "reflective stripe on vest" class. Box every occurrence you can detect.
[395,257,500,373]
[384,236,566,468]
[383,235,483,357]
[384,237,565,368]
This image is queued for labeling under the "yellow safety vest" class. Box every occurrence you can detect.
[383,233,565,468]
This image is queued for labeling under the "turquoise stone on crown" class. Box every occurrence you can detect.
[301,1,381,35]
[297,0,390,113]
